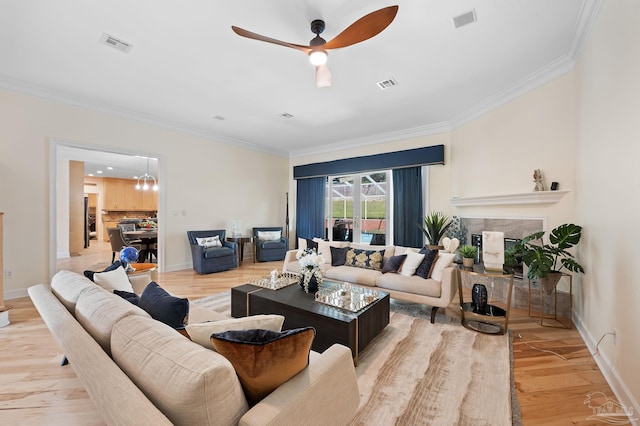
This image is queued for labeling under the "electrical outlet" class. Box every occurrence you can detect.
[4,270,13,278]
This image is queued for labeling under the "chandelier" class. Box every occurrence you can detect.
[135,158,158,191]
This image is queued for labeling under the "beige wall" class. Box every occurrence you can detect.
[0,89,288,297]
[575,0,640,411]
[449,72,577,227]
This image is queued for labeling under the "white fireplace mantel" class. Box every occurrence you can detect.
[450,190,569,207]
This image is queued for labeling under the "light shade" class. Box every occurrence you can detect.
[309,49,327,66]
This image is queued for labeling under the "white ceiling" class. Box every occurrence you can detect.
[58,146,158,180]
[1,0,598,158]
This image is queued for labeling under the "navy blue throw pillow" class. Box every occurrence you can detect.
[139,282,189,329]
[415,249,439,279]
[330,246,350,266]
[382,254,407,273]
[84,261,123,282]
[113,290,140,306]
[305,238,319,251]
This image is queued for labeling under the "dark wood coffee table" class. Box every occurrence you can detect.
[231,281,390,364]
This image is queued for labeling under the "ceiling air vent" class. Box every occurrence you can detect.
[376,78,398,90]
[452,9,477,29]
[99,33,133,53]
[279,113,294,119]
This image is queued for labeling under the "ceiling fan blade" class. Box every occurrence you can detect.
[231,26,311,54]
[323,5,399,50]
[316,64,332,88]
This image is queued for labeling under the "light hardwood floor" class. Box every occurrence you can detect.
[0,242,621,425]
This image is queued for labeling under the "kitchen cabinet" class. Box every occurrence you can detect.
[142,190,158,211]
[102,178,157,211]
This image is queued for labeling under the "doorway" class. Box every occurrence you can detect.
[50,141,162,277]
[325,172,390,245]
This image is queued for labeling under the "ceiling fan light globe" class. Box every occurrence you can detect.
[152,183,159,191]
[309,50,328,66]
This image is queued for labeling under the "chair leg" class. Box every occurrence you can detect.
[430,306,439,324]
[111,252,115,263]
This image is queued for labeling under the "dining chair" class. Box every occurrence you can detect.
[107,227,143,264]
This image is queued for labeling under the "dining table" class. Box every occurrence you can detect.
[124,229,158,262]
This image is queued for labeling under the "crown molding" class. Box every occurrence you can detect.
[0,75,289,158]
[448,55,576,130]
[568,0,604,62]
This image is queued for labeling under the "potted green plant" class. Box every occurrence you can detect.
[518,223,585,294]
[459,245,477,268]
[418,211,452,249]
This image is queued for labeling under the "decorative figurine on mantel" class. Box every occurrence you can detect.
[533,169,545,192]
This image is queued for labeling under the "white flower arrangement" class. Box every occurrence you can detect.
[296,248,325,293]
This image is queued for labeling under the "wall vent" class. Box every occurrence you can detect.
[452,9,477,29]
[279,113,294,119]
[376,78,398,90]
[99,33,133,53]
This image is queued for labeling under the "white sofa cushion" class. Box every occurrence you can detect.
[51,270,97,313]
[185,315,285,350]
[75,286,150,354]
[375,273,442,298]
[111,315,249,426]
[323,265,381,287]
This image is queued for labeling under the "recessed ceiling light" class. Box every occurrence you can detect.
[88,174,94,177]
[97,170,103,174]
[107,166,113,170]
[133,176,138,179]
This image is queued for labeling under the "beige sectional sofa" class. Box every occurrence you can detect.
[29,270,360,426]
[283,241,459,323]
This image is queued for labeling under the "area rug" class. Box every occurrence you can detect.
[193,293,521,426]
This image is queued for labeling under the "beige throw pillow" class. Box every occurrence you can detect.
[430,252,456,281]
[399,250,425,276]
[93,266,134,293]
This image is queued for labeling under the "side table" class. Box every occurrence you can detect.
[226,236,253,265]
[528,273,572,328]
[127,263,158,281]
[457,265,514,335]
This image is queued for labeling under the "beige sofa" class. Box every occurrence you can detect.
[283,242,458,323]
[29,270,360,426]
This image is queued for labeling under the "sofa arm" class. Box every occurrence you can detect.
[240,344,359,426]
[439,266,459,306]
[281,250,299,273]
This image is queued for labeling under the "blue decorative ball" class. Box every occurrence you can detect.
[119,247,139,264]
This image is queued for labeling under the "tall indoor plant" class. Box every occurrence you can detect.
[519,223,585,294]
[418,211,452,248]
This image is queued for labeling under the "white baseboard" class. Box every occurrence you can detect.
[57,251,70,259]
[573,310,639,425]
[164,262,191,273]
[5,288,29,300]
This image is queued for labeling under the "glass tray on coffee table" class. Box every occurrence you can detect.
[315,281,381,313]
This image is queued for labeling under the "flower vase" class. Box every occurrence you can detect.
[300,273,320,293]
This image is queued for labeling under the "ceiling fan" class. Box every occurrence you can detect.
[231,5,399,88]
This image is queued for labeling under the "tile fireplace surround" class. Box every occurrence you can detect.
[457,217,572,319]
